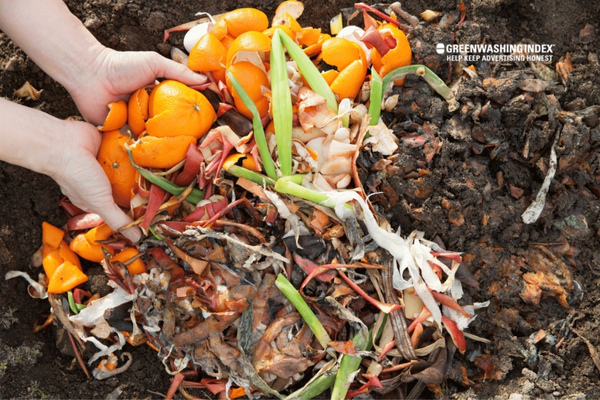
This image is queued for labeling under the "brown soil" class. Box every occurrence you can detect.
[1,0,599,399]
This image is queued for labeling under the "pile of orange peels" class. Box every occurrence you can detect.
[12,2,487,399]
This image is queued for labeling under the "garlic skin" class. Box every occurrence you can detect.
[420,10,442,22]
[183,22,211,53]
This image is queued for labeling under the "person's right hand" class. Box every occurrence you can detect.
[69,49,207,126]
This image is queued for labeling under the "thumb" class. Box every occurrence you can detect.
[151,52,208,86]
[98,204,142,243]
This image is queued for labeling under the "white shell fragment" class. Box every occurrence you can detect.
[522,136,558,224]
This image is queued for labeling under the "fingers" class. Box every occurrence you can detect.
[64,187,142,243]
[98,204,142,243]
[149,52,208,86]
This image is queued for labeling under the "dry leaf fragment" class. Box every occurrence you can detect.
[14,81,43,100]
[556,53,573,86]
[519,79,549,93]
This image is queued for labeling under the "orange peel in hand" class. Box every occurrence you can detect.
[128,87,150,136]
[98,100,128,132]
[97,129,138,208]
[130,135,197,169]
[146,80,216,139]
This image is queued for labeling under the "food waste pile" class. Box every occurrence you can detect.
[7,2,498,399]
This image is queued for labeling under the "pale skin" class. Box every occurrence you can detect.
[0,0,207,241]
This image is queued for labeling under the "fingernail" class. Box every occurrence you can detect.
[122,226,142,243]
[193,72,208,84]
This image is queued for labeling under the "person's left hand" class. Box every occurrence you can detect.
[69,48,207,126]
[48,118,142,242]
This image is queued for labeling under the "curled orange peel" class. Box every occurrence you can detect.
[98,100,128,132]
[130,135,197,169]
[211,8,269,40]
[371,23,412,79]
[188,32,227,75]
[225,31,271,67]
[128,88,150,136]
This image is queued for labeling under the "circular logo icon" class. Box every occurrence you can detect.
[436,43,445,55]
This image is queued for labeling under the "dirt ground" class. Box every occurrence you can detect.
[1,0,599,399]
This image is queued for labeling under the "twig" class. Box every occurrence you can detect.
[380,262,418,360]
[66,329,90,379]
[569,319,600,374]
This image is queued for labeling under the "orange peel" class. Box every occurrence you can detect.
[98,100,128,132]
[43,240,81,280]
[330,59,367,100]
[70,223,115,263]
[128,88,149,136]
[188,32,227,75]
[273,0,305,23]
[371,23,412,78]
[271,12,303,40]
[263,25,294,41]
[226,61,270,120]
[111,248,146,276]
[321,69,339,85]
[130,135,197,169]
[47,261,88,294]
[297,27,321,48]
[211,8,269,40]
[147,80,216,139]
[97,129,138,208]
[320,37,366,71]
[303,33,330,57]
[226,31,271,67]
[42,221,65,249]
[320,37,367,100]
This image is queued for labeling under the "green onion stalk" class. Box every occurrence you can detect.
[279,31,338,113]
[226,70,278,180]
[380,65,458,112]
[125,143,204,205]
[270,30,294,176]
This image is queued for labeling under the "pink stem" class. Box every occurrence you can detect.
[354,3,410,32]
[338,270,402,314]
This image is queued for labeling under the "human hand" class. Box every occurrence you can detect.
[50,119,141,242]
[69,49,207,126]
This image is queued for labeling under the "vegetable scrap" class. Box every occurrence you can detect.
[7,2,494,399]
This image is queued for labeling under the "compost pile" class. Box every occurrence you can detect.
[5,2,493,399]
[3,0,600,399]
